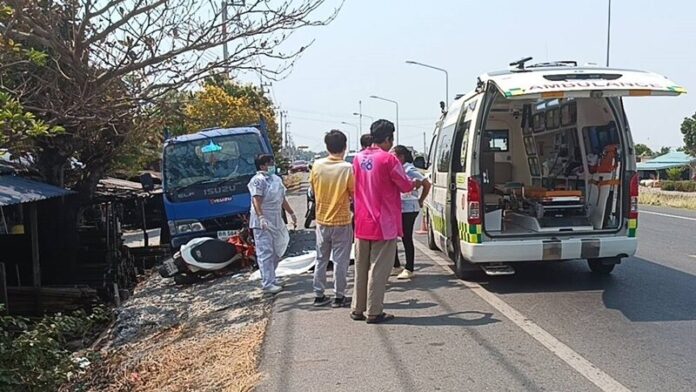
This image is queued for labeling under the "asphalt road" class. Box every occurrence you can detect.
[259,195,696,392]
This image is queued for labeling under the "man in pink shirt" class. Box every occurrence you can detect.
[350,120,421,324]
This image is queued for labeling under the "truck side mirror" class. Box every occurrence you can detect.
[413,156,427,170]
[140,173,155,192]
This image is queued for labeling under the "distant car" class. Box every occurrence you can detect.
[289,160,310,173]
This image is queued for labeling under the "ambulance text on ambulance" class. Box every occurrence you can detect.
[527,81,665,91]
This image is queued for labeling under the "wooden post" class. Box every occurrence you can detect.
[30,204,40,288]
[0,263,8,313]
[30,203,41,313]
[140,198,149,248]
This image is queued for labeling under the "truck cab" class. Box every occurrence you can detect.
[423,60,685,279]
[162,126,273,249]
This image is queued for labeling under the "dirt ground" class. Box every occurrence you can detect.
[62,270,271,392]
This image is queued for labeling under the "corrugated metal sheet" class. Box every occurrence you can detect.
[637,152,695,171]
[636,162,686,171]
[0,175,75,206]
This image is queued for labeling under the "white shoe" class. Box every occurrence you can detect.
[391,267,404,276]
[274,279,285,287]
[263,284,283,294]
[397,269,414,280]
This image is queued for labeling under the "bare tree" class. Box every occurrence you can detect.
[0,0,342,194]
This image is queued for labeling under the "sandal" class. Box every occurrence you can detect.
[350,312,366,321]
[366,313,395,324]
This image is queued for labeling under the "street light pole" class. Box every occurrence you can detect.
[606,0,612,67]
[369,95,400,145]
[353,112,374,122]
[358,100,363,142]
[341,122,358,152]
[405,60,449,106]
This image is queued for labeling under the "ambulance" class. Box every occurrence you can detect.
[419,59,685,279]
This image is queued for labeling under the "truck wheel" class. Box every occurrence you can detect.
[427,213,438,250]
[587,258,617,275]
[454,246,480,280]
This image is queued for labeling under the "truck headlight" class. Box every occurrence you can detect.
[172,220,205,234]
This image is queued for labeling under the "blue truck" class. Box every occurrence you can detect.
[161,123,274,249]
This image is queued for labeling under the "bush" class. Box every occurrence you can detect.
[0,305,112,392]
[665,167,685,181]
[660,181,696,192]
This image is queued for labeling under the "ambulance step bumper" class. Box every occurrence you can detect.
[481,264,515,276]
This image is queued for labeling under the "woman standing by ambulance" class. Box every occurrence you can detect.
[391,145,431,279]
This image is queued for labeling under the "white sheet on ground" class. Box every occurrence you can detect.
[249,243,356,281]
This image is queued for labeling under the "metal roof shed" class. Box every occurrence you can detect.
[637,152,696,179]
[0,175,75,310]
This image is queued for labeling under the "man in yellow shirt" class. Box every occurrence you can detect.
[310,130,354,308]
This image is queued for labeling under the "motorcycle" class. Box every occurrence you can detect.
[158,236,243,284]
[304,185,315,229]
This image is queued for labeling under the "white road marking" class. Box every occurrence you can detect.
[413,241,631,392]
[640,210,696,222]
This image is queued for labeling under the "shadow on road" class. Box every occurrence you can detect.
[387,310,498,327]
[480,256,696,322]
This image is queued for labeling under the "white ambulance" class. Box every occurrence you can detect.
[419,59,685,279]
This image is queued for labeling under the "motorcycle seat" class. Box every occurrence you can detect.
[190,239,237,265]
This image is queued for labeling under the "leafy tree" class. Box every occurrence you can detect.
[681,112,696,156]
[0,91,62,154]
[634,143,654,157]
[0,0,342,195]
[184,85,259,131]
[657,146,671,156]
[203,75,282,154]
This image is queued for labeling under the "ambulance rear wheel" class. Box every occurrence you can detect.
[454,248,480,281]
[427,213,438,250]
[587,258,617,275]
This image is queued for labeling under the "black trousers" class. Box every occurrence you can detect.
[394,212,419,271]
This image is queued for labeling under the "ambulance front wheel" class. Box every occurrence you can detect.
[427,213,438,250]
[587,258,617,275]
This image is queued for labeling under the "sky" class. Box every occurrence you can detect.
[237,0,696,153]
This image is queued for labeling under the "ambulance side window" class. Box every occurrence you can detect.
[436,124,455,173]
[458,121,472,172]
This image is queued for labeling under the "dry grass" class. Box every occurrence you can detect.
[66,319,268,392]
[639,187,696,210]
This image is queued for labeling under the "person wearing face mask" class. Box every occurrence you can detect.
[248,154,297,294]
[350,120,422,324]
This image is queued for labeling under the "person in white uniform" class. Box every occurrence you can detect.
[248,154,297,294]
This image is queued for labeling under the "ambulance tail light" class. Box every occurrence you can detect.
[629,173,639,219]
[468,177,482,225]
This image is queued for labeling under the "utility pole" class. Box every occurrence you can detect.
[222,1,229,61]
[285,121,291,160]
[423,132,427,155]
[358,100,363,146]
[606,0,612,67]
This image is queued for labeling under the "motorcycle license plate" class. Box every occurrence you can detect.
[163,260,179,276]
[217,230,237,240]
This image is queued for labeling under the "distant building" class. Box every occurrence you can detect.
[636,151,696,180]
